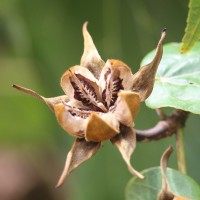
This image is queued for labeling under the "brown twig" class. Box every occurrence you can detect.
[136,109,189,142]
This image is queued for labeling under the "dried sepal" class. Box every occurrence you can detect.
[81,22,105,79]
[111,125,144,179]
[132,28,166,101]
[157,146,175,200]
[56,138,101,188]
[157,147,190,200]
[12,84,68,111]
[114,91,140,127]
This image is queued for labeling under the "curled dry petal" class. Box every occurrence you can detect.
[12,84,68,111]
[114,91,140,127]
[80,22,105,79]
[107,59,134,90]
[157,147,190,200]
[56,138,101,188]
[99,59,134,91]
[85,112,119,142]
[99,59,134,108]
[132,28,166,101]
[158,146,174,200]
[111,125,144,179]
[54,103,88,138]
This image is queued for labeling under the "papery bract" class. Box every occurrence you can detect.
[157,147,190,200]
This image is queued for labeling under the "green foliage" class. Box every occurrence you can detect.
[126,167,200,200]
[181,0,200,53]
[142,42,200,114]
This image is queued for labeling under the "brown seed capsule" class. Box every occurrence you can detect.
[13,22,165,187]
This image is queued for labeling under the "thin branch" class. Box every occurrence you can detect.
[136,109,189,142]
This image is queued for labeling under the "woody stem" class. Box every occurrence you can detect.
[135,109,189,174]
[135,109,189,143]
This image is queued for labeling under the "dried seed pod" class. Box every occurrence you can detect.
[13,22,165,187]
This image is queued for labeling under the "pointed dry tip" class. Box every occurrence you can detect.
[161,28,167,40]
[56,173,67,188]
[82,21,89,33]
[128,166,145,179]
[165,146,173,155]
[12,84,44,101]
[55,182,62,189]
[160,146,173,169]
[12,84,20,90]
[55,166,68,189]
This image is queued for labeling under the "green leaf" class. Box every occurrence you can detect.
[142,42,200,114]
[125,167,200,200]
[180,0,200,53]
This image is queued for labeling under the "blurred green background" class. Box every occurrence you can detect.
[0,0,199,199]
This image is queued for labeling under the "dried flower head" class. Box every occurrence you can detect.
[13,22,166,187]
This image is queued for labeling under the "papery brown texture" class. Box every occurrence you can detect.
[132,28,166,101]
[111,125,144,179]
[13,22,165,187]
[157,147,190,200]
[81,22,105,79]
[56,138,101,188]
